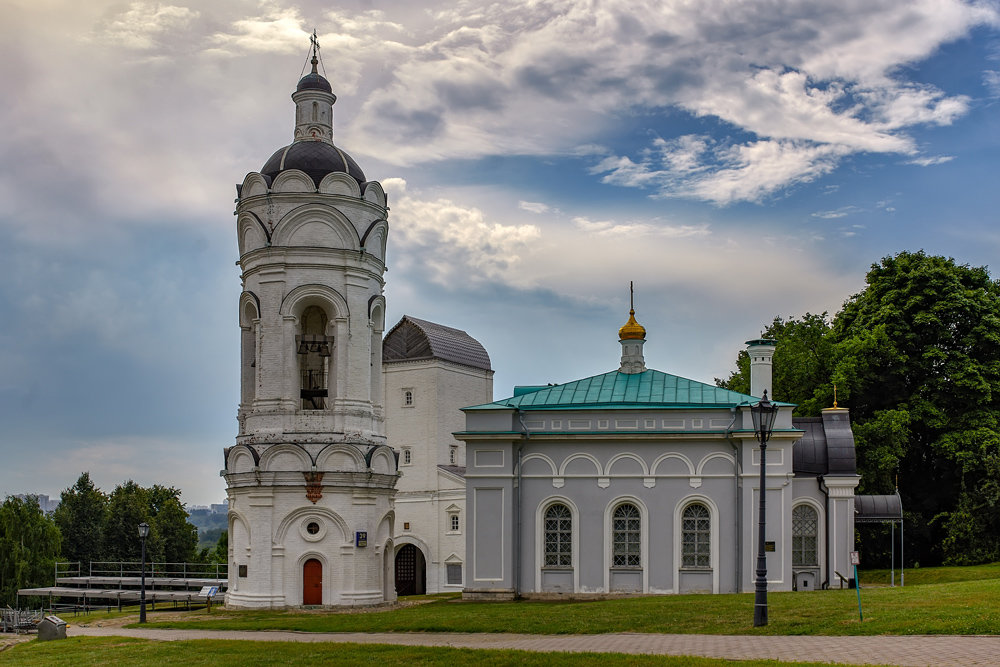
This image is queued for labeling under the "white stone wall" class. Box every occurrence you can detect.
[383,357,492,592]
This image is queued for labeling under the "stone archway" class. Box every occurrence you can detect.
[394,544,426,596]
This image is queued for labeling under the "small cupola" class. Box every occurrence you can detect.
[619,282,647,374]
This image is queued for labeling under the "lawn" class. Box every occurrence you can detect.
[859,561,1000,586]
[135,574,1000,636]
[0,637,868,666]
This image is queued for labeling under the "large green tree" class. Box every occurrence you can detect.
[103,480,155,563]
[831,251,1000,565]
[718,251,1000,565]
[0,496,61,606]
[53,472,108,567]
[154,497,199,564]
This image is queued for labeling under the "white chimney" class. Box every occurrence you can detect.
[745,338,777,398]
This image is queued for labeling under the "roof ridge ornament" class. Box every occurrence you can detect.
[310,30,320,75]
[618,281,646,341]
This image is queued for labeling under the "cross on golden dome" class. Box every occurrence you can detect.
[618,281,646,340]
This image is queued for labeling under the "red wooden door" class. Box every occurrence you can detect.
[303,558,322,605]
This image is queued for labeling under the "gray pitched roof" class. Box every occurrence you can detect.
[854,494,903,522]
[382,316,491,371]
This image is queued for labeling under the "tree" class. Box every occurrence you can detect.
[716,312,834,414]
[0,496,61,606]
[831,251,1000,565]
[153,497,198,564]
[103,481,154,562]
[53,472,108,567]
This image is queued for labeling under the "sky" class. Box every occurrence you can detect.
[2,0,1000,506]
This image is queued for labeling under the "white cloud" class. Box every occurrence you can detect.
[812,206,861,219]
[95,2,200,50]
[906,155,955,166]
[519,201,551,214]
[985,70,1000,96]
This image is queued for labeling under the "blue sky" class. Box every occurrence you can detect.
[2,0,999,505]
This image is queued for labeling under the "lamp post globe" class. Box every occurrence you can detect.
[138,522,150,624]
[750,390,779,627]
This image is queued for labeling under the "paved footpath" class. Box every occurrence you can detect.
[69,626,1000,666]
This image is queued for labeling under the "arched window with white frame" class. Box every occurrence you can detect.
[681,503,711,568]
[792,504,819,566]
[612,503,641,568]
[543,503,572,567]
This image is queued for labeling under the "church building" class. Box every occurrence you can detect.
[459,305,860,598]
[223,44,398,607]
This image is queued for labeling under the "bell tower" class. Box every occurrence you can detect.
[224,35,398,608]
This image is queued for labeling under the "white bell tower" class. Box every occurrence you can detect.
[224,35,398,608]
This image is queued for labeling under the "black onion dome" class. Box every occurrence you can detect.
[261,141,366,187]
[296,72,333,93]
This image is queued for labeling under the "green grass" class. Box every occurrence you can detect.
[137,576,1000,636]
[0,637,869,666]
[859,561,1000,586]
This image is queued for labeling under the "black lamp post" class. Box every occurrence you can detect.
[750,390,779,627]
[138,522,150,623]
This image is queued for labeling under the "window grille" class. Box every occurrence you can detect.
[450,514,460,532]
[403,449,411,465]
[681,503,711,568]
[404,390,413,406]
[544,504,572,566]
[612,503,640,567]
[792,505,819,566]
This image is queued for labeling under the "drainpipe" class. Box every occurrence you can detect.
[515,409,530,599]
[725,406,742,593]
[819,476,831,589]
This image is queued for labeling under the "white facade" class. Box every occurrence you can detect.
[223,54,397,608]
[382,317,493,593]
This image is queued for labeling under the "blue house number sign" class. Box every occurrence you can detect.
[356,531,368,547]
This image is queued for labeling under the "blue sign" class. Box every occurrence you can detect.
[355,531,368,547]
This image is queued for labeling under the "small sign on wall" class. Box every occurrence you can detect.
[238,564,248,577]
[356,531,368,547]
[764,541,776,552]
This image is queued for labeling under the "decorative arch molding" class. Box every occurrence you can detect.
[651,452,696,476]
[360,219,388,262]
[238,212,271,251]
[367,295,386,333]
[228,509,251,545]
[673,494,721,594]
[258,443,312,472]
[558,452,602,477]
[318,171,362,197]
[226,444,259,472]
[362,180,386,207]
[365,444,397,474]
[240,172,270,198]
[279,283,350,321]
[239,291,261,326]
[274,506,350,544]
[375,510,395,545]
[271,169,316,193]
[393,533,431,561]
[314,443,365,471]
[603,495,650,594]
[534,495,580,593]
[272,202,361,249]
[605,452,649,476]
[521,453,557,476]
[696,452,736,475]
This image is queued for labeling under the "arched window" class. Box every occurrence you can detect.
[543,504,572,567]
[612,503,641,567]
[681,503,711,568]
[297,306,330,410]
[792,505,819,566]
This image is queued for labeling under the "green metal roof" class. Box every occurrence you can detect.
[466,369,791,411]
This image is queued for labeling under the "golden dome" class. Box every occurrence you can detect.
[619,308,646,340]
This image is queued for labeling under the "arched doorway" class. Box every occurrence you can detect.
[394,544,426,596]
[303,558,322,605]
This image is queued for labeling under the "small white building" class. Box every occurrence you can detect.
[382,316,493,593]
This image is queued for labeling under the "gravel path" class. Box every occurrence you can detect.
[68,626,1000,666]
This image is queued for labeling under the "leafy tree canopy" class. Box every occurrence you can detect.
[0,496,61,606]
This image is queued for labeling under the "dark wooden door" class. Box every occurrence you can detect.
[395,545,417,596]
[303,558,322,605]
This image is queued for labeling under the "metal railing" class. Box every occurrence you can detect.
[54,561,227,581]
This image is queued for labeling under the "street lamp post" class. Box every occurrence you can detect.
[138,522,150,623]
[750,390,779,627]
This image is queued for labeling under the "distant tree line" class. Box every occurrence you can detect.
[718,251,1000,567]
[0,472,226,606]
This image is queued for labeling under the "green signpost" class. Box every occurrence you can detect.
[851,551,863,621]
